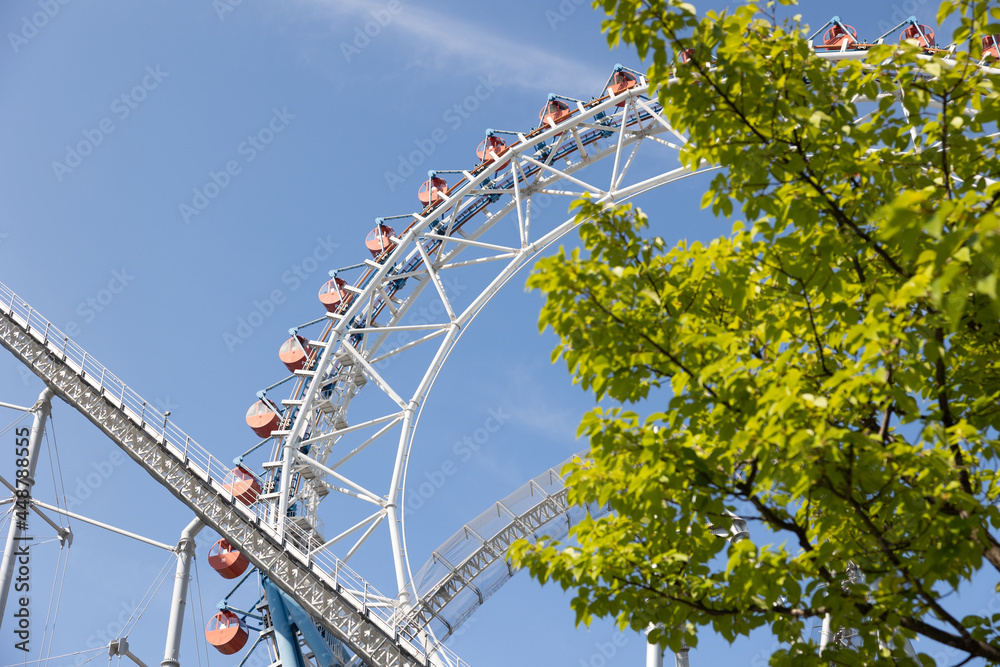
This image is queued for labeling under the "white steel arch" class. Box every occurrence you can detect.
[251,70,707,616]
[0,41,979,666]
[0,69,699,667]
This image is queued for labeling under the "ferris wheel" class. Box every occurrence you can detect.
[1,14,994,667]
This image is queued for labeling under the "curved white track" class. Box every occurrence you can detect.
[0,71,699,667]
[254,71,702,612]
[0,44,970,667]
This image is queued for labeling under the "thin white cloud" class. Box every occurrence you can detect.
[494,360,587,446]
[300,0,611,93]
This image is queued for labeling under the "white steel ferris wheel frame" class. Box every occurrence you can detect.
[0,45,971,667]
[260,72,708,612]
[255,45,982,659]
[0,70,703,667]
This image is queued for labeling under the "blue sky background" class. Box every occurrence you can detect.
[1,1,993,667]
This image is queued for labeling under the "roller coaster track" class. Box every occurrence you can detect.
[1,43,968,665]
[0,285,439,667]
[401,458,611,645]
[246,74,700,642]
[0,74,684,667]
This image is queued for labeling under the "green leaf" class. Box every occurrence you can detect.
[513,2,1000,664]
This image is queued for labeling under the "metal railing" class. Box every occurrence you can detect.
[0,279,472,667]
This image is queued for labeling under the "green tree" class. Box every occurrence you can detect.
[508,1,1000,664]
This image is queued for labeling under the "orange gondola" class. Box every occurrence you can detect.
[417,178,449,207]
[606,70,637,106]
[476,135,509,169]
[318,277,352,313]
[539,99,572,127]
[366,223,397,258]
[900,23,935,48]
[205,611,249,655]
[245,400,280,439]
[983,34,1000,60]
[278,335,312,372]
[223,466,261,505]
[822,23,857,49]
[208,539,250,579]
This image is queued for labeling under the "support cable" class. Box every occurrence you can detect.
[190,555,208,667]
[39,415,71,664]
[233,636,266,667]
[41,534,71,665]
[48,413,72,524]
[117,554,176,640]
[0,411,30,440]
[11,646,106,666]
[43,423,61,527]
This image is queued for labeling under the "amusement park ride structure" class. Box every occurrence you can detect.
[0,14,997,667]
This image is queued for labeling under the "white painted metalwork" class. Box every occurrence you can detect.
[402,453,609,647]
[0,46,978,665]
[0,289,457,667]
[162,518,203,667]
[252,78,708,623]
[29,500,171,551]
[0,386,52,626]
[646,642,664,667]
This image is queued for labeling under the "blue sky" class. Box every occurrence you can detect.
[0,1,991,667]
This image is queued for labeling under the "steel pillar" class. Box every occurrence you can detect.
[162,517,203,667]
[820,614,833,651]
[0,386,53,627]
[645,641,664,667]
[645,623,665,667]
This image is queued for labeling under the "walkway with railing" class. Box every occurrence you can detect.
[0,279,470,667]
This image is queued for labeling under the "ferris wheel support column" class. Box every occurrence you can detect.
[161,516,204,667]
[385,405,416,610]
[819,613,833,651]
[388,321,463,609]
[0,385,53,628]
[645,642,664,667]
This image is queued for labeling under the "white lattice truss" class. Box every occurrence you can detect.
[0,75,684,667]
[259,76,700,623]
[0,50,966,666]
